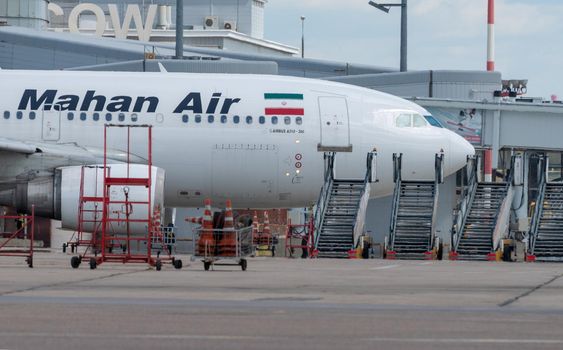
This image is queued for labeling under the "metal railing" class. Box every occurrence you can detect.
[428,153,444,251]
[352,151,377,248]
[387,153,403,250]
[490,156,516,251]
[452,156,479,250]
[528,156,547,254]
[313,152,336,250]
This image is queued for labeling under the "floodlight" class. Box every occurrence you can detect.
[368,1,390,13]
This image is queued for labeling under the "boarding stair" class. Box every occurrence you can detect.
[528,157,563,261]
[386,153,443,260]
[313,152,377,258]
[451,156,515,261]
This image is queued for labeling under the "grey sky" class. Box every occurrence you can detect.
[264,0,563,99]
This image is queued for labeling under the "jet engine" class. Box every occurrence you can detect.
[0,164,165,235]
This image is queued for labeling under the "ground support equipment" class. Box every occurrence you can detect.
[0,206,35,267]
[193,226,253,271]
[285,217,314,258]
[70,125,181,270]
[64,165,105,259]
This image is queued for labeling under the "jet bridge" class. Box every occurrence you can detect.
[385,153,444,260]
[527,156,563,262]
[450,156,516,261]
[313,151,377,258]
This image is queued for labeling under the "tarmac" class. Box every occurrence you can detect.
[1,252,563,350]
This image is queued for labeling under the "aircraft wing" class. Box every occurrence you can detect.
[0,137,147,163]
[0,138,38,154]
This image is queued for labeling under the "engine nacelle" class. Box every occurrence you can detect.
[60,164,165,235]
[0,177,61,218]
[0,164,165,235]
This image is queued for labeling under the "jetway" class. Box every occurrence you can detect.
[385,153,443,260]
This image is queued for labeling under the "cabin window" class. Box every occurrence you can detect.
[67,112,74,121]
[208,115,214,123]
[413,114,427,128]
[93,113,100,121]
[395,114,411,128]
[131,113,138,122]
[233,115,240,124]
[246,116,253,124]
[29,111,36,120]
[16,111,23,120]
[259,116,266,124]
[105,113,112,121]
[284,116,291,125]
[182,115,189,123]
[3,111,9,119]
[221,115,227,124]
[80,112,87,121]
[118,113,125,122]
[195,115,202,123]
[271,116,278,125]
[296,117,303,125]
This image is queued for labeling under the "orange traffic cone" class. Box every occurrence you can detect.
[185,216,203,225]
[198,199,215,256]
[224,200,235,231]
[252,211,260,245]
[262,210,271,245]
[220,199,236,256]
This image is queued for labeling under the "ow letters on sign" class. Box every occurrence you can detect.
[48,3,157,41]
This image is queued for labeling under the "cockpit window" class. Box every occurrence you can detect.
[395,114,411,128]
[413,114,427,128]
[424,115,443,128]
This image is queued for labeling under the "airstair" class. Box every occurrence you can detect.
[528,157,563,262]
[385,153,443,260]
[451,156,515,261]
[313,151,377,258]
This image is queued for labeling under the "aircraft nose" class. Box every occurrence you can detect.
[448,132,475,173]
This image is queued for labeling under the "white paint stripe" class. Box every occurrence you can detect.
[2,332,563,345]
[368,337,563,344]
[370,264,400,270]
[418,262,433,266]
[487,23,495,61]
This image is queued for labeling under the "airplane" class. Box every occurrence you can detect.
[0,69,474,230]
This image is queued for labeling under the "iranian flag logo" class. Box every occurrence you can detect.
[264,93,304,116]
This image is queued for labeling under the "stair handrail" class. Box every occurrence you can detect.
[429,153,444,251]
[388,153,403,251]
[490,155,517,251]
[352,151,377,248]
[452,156,479,251]
[528,156,547,254]
[313,152,336,250]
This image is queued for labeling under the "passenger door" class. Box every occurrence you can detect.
[42,109,60,141]
[318,96,352,152]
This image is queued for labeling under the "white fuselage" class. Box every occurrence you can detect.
[0,70,474,209]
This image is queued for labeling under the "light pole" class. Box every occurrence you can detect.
[300,16,305,58]
[368,0,407,72]
[175,0,184,59]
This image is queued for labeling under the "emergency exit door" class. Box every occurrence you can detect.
[42,109,60,141]
[318,96,352,152]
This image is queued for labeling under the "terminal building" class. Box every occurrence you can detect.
[1,0,563,261]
